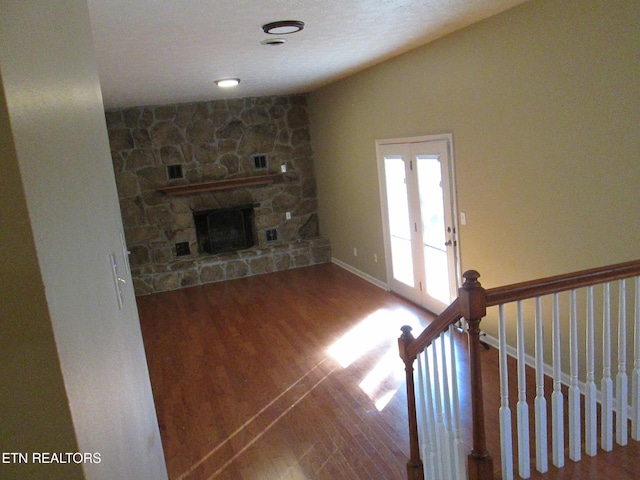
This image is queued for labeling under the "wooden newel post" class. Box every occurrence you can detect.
[459,270,494,480]
[398,325,424,480]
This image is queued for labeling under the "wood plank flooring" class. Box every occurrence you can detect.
[137,263,640,479]
[138,264,434,479]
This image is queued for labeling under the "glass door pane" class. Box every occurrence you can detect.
[384,156,414,287]
[377,136,458,314]
[417,155,450,305]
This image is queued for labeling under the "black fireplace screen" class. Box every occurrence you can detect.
[193,206,254,254]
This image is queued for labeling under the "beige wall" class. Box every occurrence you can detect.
[0,1,167,479]
[309,0,640,301]
[0,72,83,480]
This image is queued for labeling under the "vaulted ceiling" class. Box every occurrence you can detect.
[87,0,527,108]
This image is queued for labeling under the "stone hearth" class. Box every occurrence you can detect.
[107,95,331,295]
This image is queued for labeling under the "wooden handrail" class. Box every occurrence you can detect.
[404,260,640,360]
[399,259,640,480]
[405,299,462,360]
[485,259,640,307]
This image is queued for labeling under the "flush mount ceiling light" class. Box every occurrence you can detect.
[262,20,304,35]
[215,78,240,88]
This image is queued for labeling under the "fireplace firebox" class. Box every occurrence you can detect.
[193,206,255,254]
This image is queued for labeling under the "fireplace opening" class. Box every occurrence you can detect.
[193,205,255,254]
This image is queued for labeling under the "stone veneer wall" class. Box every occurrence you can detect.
[106,95,331,295]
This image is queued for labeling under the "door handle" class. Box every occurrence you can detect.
[444,240,452,247]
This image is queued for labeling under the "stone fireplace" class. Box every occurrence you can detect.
[107,95,331,295]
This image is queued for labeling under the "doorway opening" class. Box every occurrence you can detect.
[376,134,461,314]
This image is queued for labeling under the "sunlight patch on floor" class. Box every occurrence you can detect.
[359,347,404,411]
[327,306,425,410]
[359,348,402,394]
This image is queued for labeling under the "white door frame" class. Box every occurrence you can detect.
[376,133,462,312]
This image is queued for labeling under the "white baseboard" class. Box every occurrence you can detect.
[331,257,389,291]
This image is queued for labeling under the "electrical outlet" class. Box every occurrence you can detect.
[280,164,287,173]
[285,211,291,220]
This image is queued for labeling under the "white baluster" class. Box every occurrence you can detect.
[601,283,613,451]
[517,300,531,478]
[438,333,454,480]
[568,289,581,462]
[534,297,548,472]
[617,279,628,446]
[632,277,640,441]
[447,326,466,480]
[585,285,598,456]
[551,293,564,467]
[431,335,449,480]
[498,304,514,480]
[417,351,439,479]
[415,352,426,462]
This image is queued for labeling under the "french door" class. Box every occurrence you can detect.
[376,135,460,314]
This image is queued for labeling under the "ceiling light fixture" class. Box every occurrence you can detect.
[260,38,286,46]
[262,20,304,35]
[215,78,240,88]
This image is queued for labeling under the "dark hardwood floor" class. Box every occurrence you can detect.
[137,263,434,479]
[137,263,640,479]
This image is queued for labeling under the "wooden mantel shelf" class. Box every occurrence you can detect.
[158,173,280,196]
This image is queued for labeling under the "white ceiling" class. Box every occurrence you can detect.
[87,0,527,109]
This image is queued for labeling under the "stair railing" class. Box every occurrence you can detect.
[399,259,640,480]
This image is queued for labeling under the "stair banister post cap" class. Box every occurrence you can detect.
[400,325,414,337]
[398,325,416,363]
[460,270,486,320]
[462,270,482,288]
